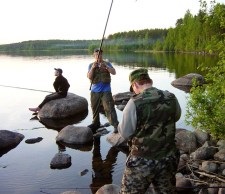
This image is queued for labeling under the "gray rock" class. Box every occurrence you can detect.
[171,73,205,92]
[50,153,71,169]
[214,149,225,162]
[107,133,127,147]
[56,125,93,144]
[25,137,43,144]
[202,161,218,173]
[113,92,134,105]
[96,184,120,194]
[208,183,219,194]
[178,154,190,170]
[217,140,225,150]
[194,129,210,146]
[0,130,24,150]
[190,146,218,160]
[176,175,192,192]
[79,169,88,176]
[175,129,197,153]
[218,187,225,194]
[38,93,88,119]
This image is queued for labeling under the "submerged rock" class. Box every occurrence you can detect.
[25,137,43,144]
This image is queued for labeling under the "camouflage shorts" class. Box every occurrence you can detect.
[120,154,179,194]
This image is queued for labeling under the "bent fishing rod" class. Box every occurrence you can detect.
[89,0,114,90]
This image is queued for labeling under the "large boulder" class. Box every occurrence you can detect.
[38,93,88,119]
[171,73,205,92]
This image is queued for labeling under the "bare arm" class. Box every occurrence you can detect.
[87,62,98,79]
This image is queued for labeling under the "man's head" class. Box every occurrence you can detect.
[129,68,152,93]
[93,48,103,62]
[54,68,63,75]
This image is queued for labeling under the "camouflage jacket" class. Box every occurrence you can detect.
[119,87,181,160]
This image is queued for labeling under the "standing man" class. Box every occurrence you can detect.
[87,48,119,133]
[118,68,181,194]
[29,68,70,113]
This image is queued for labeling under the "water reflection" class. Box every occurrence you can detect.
[37,109,88,131]
[104,51,218,78]
[90,136,121,193]
[59,140,93,152]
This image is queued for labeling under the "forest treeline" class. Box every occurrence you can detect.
[0,28,167,53]
[0,0,224,55]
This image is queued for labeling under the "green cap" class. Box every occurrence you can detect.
[129,68,151,92]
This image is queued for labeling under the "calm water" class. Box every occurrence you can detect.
[0,52,217,194]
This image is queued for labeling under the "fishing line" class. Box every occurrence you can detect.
[0,84,52,93]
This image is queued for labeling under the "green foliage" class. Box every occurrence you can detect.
[186,57,225,138]
[163,1,225,54]
[186,1,225,138]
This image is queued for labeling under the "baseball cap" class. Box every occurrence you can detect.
[129,68,151,92]
[54,68,63,74]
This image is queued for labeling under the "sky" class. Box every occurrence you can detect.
[0,0,225,45]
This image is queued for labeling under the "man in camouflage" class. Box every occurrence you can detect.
[118,68,181,194]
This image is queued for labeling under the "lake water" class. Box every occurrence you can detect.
[0,52,216,194]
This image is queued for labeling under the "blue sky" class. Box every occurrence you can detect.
[0,0,225,44]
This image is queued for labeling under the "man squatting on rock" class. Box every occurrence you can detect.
[118,68,181,194]
[29,68,70,113]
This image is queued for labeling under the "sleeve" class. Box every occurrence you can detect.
[88,63,93,72]
[118,98,137,140]
[106,62,113,68]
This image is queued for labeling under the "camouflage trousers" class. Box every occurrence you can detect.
[120,154,179,194]
[90,91,119,127]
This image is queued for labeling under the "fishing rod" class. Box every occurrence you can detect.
[0,84,52,93]
[89,0,114,90]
